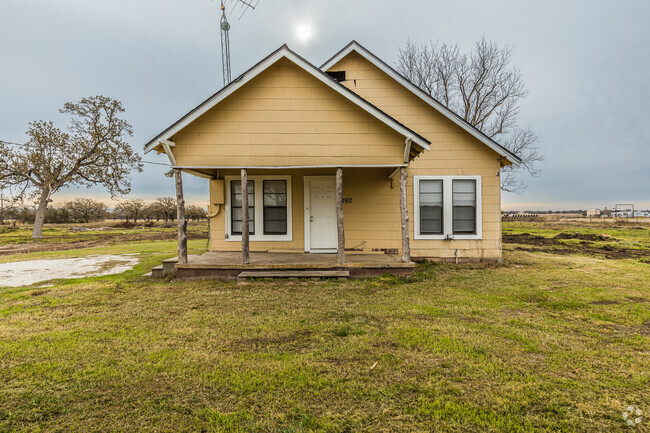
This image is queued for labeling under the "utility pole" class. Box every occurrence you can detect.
[0,191,4,225]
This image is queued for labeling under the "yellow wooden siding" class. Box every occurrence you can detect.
[170,58,407,168]
[209,168,404,253]
[327,51,503,260]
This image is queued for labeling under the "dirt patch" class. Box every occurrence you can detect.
[589,300,620,305]
[553,232,616,242]
[503,233,554,246]
[235,329,314,348]
[0,230,207,256]
[626,296,648,303]
[503,233,649,260]
[640,321,650,336]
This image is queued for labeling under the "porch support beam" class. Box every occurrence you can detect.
[336,167,345,264]
[399,167,410,263]
[403,137,412,163]
[160,140,176,166]
[174,168,188,264]
[241,168,250,264]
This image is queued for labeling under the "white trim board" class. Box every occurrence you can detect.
[172,164,408,170]
[144,45,430,154]
[321,41,521,166]
[412,175,483,241]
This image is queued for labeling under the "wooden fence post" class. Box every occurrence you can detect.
[336,167,345,264]
[174,168,188,264]
[241,168,250,264]
[400,167,410,263]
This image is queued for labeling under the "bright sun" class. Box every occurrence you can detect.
[295,23,312,42]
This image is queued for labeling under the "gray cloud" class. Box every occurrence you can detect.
[1,0,648,210]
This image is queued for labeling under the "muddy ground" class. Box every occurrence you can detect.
[0,229,208,256]
[503,231,650,261]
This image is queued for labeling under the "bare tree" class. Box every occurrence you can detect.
[396,38,543,192]
[65,197,107,223]
[186,205,207,221]
[115,199,145,223]
[0,96,142,238]
[155,197,177,222]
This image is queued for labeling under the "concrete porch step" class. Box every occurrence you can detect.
[238,270,350,280]
[151,265,164,278]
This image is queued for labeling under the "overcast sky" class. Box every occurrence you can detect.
[1,0,648,210]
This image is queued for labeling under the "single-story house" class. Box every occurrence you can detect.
[145,41,521,279]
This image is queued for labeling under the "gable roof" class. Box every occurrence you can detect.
[144,44,430,155]
[320,41,522,166]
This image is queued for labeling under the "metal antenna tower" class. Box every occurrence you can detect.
[219,0,231,86]
[217,0,261,87]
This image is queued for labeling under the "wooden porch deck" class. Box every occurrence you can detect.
[173,251,415,280]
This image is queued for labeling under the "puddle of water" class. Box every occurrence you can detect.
[0,255,140,288]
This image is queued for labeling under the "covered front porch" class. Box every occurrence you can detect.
[170,251,416,280]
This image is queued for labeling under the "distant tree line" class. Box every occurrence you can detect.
[0,196,206,225]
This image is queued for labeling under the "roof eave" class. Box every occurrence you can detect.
[144,43,430,155]
[321,41,521,166]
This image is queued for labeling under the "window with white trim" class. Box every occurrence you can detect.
[231,180,255,235]
[452,179,476,234]
[225,175,292,242]
[263,180,287,235]
[413,175,482,240]
[419,179,443,235]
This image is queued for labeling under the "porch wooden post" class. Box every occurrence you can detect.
[174,168,188,264]
[399,167,410,263]
[240,168,250,264]
[336,167,345,264]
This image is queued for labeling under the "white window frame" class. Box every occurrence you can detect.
[413,175,482,240]
[224,175,292,242]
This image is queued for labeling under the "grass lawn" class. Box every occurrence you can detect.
[0,219,649,432]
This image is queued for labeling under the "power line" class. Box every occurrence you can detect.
[0,140,28,147]
[2,140,170,167]
[142,160,170,167]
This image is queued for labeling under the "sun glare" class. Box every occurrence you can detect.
[295,22,313,42]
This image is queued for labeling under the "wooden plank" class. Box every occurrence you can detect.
[238,270,350,279]
[241,168,250,264]
[174,168,188,264]
[399,167,410,263]
[336,167,345,264]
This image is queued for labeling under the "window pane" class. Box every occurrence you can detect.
[420,206,442,234]
[420,180,443,194]
[263,180,286,194]
[420,180,443,206]
[452,180,476,206]
[231,181,254,206]
[420,192,443,206]
[264,219,287,234]
[452,180,476,234]
[453,206,475,234]
[264,207,286,220]
[231,180,255,235]
[264,181,287,206]
[263,180,287,235]
[419,180,443,234]
[231,207,254,222]
[264,193,286,207]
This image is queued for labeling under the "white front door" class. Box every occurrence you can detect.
[308,178,337,251]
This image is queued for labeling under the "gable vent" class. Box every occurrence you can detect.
[326,71,346,82]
